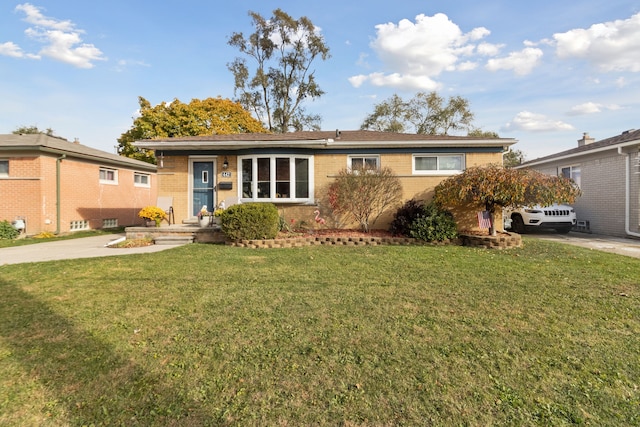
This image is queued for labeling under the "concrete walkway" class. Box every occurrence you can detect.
[526,231,640,259]
[0,233,186,266]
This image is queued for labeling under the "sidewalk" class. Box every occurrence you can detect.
[526,232,640,259]
[0,234,186,266]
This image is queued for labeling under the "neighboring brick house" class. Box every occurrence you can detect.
[517,129,640,238]
[134,130,515,231]
[0,133,157,235]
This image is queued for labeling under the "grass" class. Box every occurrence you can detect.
[0,239,638,426]
[0,228,124,248]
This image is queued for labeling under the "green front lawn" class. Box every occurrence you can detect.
[0,240,638,426]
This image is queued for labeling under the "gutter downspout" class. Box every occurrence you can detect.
[618,147,640,238]
[56,154,66,234]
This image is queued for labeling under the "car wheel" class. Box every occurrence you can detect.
[511,215,525,234]
[555,226,572,234]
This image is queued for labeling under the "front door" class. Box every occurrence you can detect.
[192,161,215,217]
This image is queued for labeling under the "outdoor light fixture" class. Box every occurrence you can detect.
[222,157,229,169]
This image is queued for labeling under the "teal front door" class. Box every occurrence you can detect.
[193,161,215,216]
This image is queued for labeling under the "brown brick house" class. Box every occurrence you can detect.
[0,133,157,235]
[134,130,515,232]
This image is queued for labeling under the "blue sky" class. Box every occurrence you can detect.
[1,1,639,159]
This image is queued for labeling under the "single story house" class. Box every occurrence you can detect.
[0,133,157,235]
[517,129,640,238]
[134,130,516,231]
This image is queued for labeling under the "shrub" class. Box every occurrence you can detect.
[389,199,427,236]
[327,165,402,232]
[220,203,279,240]
[408,202,458,242]
[0,220,19,240]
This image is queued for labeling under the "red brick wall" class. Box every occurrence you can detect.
[0,153,157,235]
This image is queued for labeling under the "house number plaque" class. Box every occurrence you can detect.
[221,171,232,178]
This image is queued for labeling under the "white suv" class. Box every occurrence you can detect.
[504,204,576,234]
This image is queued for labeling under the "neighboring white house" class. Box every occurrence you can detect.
[517,129,640,238]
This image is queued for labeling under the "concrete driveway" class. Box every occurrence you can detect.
[0,233,185,266]
[524,231,640,259]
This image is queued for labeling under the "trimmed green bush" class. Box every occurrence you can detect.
[0,220,19,240]
[408,202,458,242]
[219,203,280,240]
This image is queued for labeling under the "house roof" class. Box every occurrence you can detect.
[519,128,640,168]
[133,130,516,151]
[0,133,156,171]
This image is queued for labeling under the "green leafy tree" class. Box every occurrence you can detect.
[433,164,581,236]
[361,91,475,135]
[327,165,402,232]
[13,125,54,136]
[467,128,500,138]
[503,149,525,168]
[117,96,267,163]
[227,9,331,133]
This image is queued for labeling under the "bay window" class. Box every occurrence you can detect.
[240,155,313,202]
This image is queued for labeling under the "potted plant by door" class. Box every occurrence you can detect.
[198,205,211,227]
[138,206,167,227]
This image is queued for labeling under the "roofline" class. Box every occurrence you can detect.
[134,138,517,151]
[517,138,640,168]
[0,144,157,172]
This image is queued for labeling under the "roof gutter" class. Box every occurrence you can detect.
[519,139,640,168]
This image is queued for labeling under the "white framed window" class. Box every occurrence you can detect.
[348,155,379,171]
[99,167,118,184]
[0,160,8,177]
[239,155,313,202]
[413,154,465,175]
[560,165,581,188]
[134,172,150,187]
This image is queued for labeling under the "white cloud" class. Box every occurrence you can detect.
[502,111,575,132]
[553,12,640,72]
[349,13,491,90]
[477,42,504,56]
[567,102,622,115]
[0,41,39,59]
[485,47,543,76]
[1,3,106,68]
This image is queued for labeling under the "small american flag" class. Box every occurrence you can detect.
[477,211,492,229]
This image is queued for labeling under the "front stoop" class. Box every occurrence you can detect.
[154,235,194,245]
[125,225,226,245]
[459,232,522,249]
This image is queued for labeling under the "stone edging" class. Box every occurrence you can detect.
[459,232,522,249]
[225,235,448,248]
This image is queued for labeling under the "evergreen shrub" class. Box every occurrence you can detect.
[220,203,279,240]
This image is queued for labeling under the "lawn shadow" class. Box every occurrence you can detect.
[0,278,211,426]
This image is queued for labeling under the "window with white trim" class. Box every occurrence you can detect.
[413,154,464,174]
[134,172,150,187]
[560,165,581,188]
[0,160,8,177]
[348,155,379,171]
[240,155,313,202]
[99,167,118,184]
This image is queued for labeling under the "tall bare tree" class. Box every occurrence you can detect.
[227,9,330,133]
